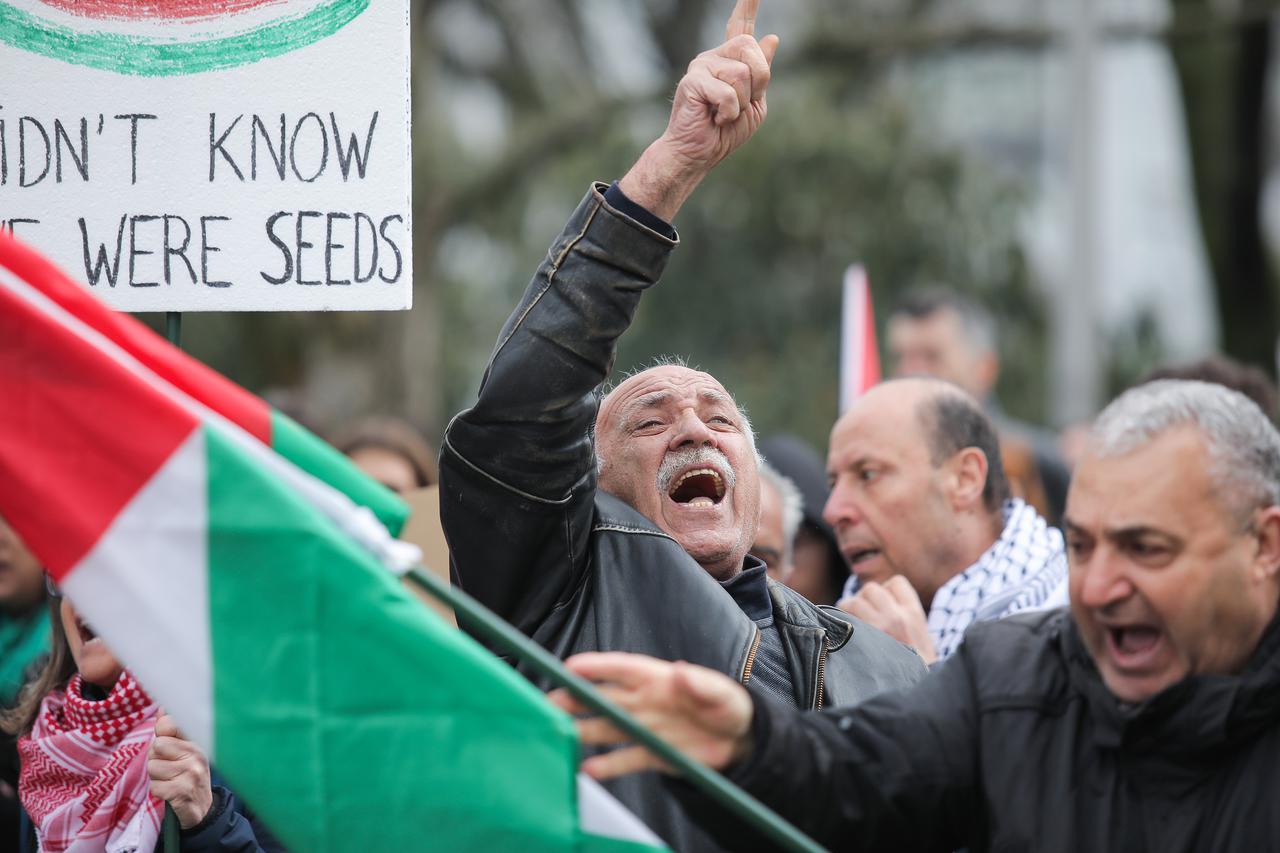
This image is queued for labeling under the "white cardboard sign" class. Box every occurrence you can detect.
[0,0,411,312]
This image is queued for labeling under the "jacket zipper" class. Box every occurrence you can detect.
[813,639,829,710]
[740,627,761,686]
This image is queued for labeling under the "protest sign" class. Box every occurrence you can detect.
[0,0,411,311]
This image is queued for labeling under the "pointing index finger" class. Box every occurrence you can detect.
[724,0,759,40]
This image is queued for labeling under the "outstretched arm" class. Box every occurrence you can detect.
[552,650,980,852]
[440,0,780,634]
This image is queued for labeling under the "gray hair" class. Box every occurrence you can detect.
[758,461,804,567]
[1090,379,1280,518]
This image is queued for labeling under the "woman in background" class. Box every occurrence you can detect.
[2,575,281,852]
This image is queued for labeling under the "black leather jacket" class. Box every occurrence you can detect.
[440,184,925,852]
[710,607,1280,852]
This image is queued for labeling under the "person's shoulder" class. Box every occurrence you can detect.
[957,607,1074,704]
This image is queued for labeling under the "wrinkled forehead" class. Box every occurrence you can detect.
[598,366,732,431]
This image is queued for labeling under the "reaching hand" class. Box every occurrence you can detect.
[147,713,214,830]
[618,0,780,220]
[549,652,755,780]
[838,575,938,664]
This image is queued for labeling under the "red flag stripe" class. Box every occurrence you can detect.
[0,233,272,444]
[0,272,198,579]
[859,281,881,392]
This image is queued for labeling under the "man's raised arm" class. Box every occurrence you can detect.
[439,1,778,634]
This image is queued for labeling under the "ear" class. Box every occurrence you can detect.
[944,447,988,511]
[1251,505,1280,582]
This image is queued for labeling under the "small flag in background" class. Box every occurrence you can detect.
[0,234,668,853]
[838,264,881,414]
[0,234,409,537]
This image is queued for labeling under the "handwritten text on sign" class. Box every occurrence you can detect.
[0,0,411,312]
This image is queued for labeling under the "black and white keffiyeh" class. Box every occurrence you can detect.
[841,498,1067,661]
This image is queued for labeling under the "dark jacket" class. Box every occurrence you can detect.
[712,607,1280,852]
[164,784,285,853]
[440,184,925,852]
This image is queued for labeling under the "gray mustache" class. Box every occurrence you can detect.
[656,447,736,493]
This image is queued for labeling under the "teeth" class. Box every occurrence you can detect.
[687,496,715,508]
[671,468,725,498]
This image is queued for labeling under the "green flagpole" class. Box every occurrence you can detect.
[165,312,182,349]
[404,567,825,853]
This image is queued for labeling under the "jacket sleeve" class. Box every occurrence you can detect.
[710,647,984,852]
[439,183,677,637]
[177,786,282,853]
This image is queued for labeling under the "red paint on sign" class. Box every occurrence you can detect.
[36,0,280,21]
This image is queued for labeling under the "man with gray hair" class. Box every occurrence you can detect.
[439,4,923,850]
[557,379,1280,851]
[749,461,803,582]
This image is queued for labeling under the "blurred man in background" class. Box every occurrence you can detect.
[750,461,802,583]
[1142,354,1278,423]
[759,435,850,605]
[831,378,1066,663]
[888,288,1070,523]
[336,415,437,495]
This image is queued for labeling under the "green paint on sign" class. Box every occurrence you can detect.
[0,0,369,76]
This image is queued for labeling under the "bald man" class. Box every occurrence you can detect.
[832,378,1067,663]
[438,4,923,850]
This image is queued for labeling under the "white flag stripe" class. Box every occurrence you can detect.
[0,266,419,576]
[577,774,665,847]
[61,429,214,751]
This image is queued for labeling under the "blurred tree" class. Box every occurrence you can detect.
[1169,0,1278,374]
[161,0,1042,452]
[426,3,1042,450]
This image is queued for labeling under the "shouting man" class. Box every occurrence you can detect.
[438,2,924,850]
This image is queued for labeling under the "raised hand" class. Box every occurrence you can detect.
[618,0,780,221]
[838,575,938,664]
[549,652,755,780]
[147,713,214,830]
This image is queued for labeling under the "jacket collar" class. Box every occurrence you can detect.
[768,582,854,650]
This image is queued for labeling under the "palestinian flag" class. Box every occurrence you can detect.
[0,233,408,537]
[0,0,368,76]
[838,264,881,414]
[0,236,667,851]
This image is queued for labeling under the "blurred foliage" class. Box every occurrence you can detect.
[128,0,1280,469]
[427,7,1045,452]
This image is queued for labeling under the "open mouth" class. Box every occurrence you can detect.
[667,468,726,508]
[1105,624,1163,666]
[846,548,881,568]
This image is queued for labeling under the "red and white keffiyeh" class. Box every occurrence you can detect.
[18,669,163,853]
